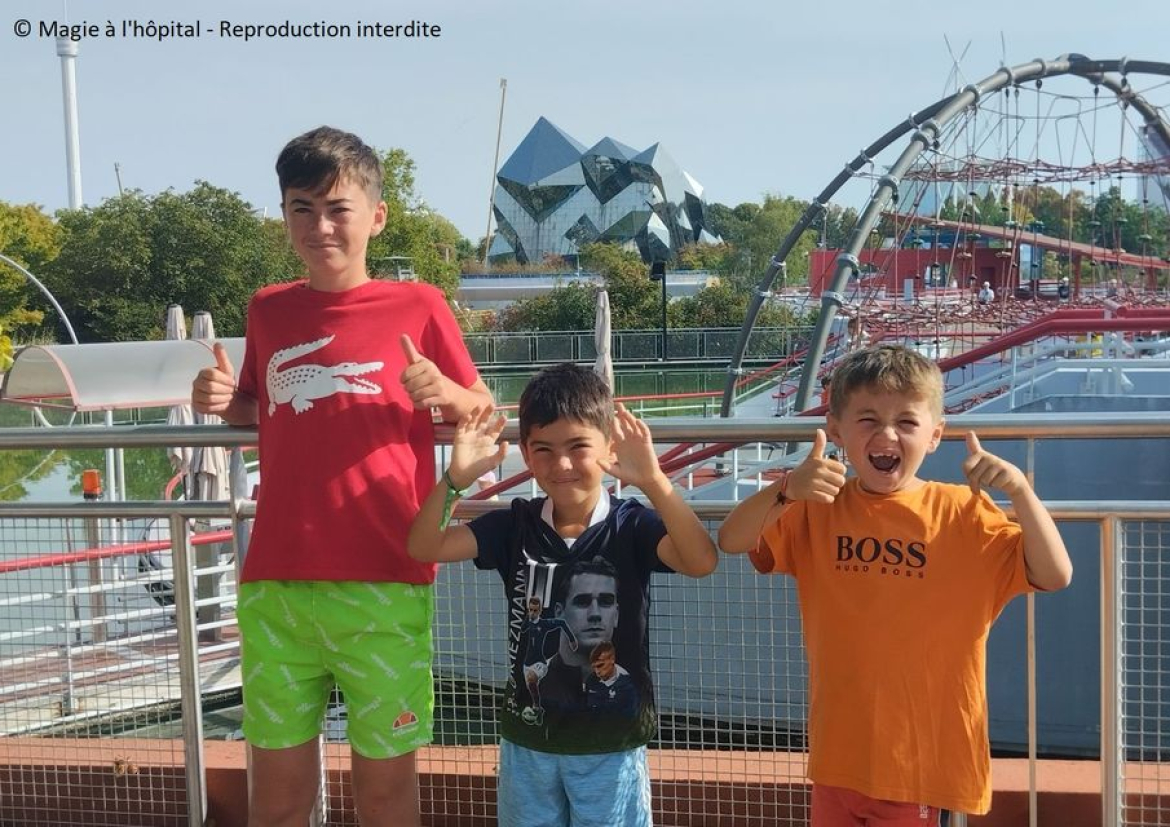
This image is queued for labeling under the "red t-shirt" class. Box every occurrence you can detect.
[236,279,479,584]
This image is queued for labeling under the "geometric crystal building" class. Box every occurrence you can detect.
[489,117,720,264]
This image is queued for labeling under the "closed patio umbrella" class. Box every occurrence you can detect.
[164,304,194,487]
[189,312,230,502]
[189,311,231,636]
[593,289,614,392]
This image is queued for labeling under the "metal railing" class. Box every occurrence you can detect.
[0,418,1167,826]
[463,326,815,366]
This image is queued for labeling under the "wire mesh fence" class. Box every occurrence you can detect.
[1122,519,1170,826]
[0,455,1167,825]
[0,509,237,827]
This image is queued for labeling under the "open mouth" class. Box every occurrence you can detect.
[869,453,901,474]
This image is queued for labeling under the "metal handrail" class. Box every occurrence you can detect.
[1,413,1169,452]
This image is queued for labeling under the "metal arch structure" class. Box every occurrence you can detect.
[719,55,1170,417]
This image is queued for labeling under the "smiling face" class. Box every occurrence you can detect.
[282,176,387,290]
[827,386,944,495]
[520,418,611,515]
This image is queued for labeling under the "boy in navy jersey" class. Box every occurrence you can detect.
[408,362,717,826]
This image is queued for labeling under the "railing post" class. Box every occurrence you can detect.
[170,512,207,827]
[1025,438,1038,827]
[1101,515,1122,827]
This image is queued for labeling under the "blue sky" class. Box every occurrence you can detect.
[2,0,1167,241]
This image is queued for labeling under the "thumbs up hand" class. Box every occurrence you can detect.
[785,428,848,504]
[399,334,453,411]
[961,431,1028,497]
[192,342,237,415]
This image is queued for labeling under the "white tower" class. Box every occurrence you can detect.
[56,36,83,209]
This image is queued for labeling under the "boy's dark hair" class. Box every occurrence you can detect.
[828,345,944,418]
[276,126,383,203]
[554,555,619,607]
[518,363,613,443]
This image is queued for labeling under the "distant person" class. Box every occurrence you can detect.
[191,126,493,826]
[719,345,1072,824]
[845,316,868,352]
[1057,277,1071,300]
[408,363,718,826]
[977,281,995,304]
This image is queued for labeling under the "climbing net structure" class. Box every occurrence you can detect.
[723,55,1170,415]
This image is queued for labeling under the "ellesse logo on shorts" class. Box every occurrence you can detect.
[393,710,419,730]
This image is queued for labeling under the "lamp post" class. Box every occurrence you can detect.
[1028,220,1045,299]
[649,260,667,360]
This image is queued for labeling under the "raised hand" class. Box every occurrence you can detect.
[447,406,509,492]
[192,342,236,415]
[596,403,667,493]
[786,429,848,504]
[962,431,1028,497]
[399,334,454,410]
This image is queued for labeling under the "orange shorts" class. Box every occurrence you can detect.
[812,784,950,827]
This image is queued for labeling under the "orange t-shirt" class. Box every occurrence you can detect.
[754,479,1032,814]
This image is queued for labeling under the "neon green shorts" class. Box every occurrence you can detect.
[237,580,434,759]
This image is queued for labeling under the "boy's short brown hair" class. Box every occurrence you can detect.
[276,126,383,203]
[827,345,944,418]
[518,363,613,444]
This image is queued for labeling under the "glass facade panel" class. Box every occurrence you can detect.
[490,118,720,264]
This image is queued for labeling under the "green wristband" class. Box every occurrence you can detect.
[439,470,467,530]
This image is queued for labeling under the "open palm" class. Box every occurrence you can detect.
[449,407,509,491]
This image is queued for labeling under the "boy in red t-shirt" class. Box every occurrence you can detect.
[192,126,492,826]
[719,345,1071,825]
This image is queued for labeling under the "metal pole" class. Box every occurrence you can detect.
[103,410,118,504]
[1100,515,1122,827]
[483,78,507,267]
[0,254,80,344]
[82,469,105,643]
[1025,438,1038,827]
[169,512,207,827]
[55,37,83,209]
[661,269,668,361]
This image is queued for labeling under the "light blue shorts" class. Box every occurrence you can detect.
[497,738,652,827]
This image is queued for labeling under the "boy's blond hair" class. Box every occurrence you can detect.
[827,345,944,418]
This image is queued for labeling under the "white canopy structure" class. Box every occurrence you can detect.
[0,338,247,412]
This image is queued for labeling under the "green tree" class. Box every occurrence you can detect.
[44,184,298,342]
[580,243,660,329]
[739,195,819,286]
[675,241,734,272]
[367,149,461,296]
[496,280,598,331]
[0,201,62,343]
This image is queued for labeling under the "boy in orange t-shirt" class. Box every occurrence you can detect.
[719,345,1072,825]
